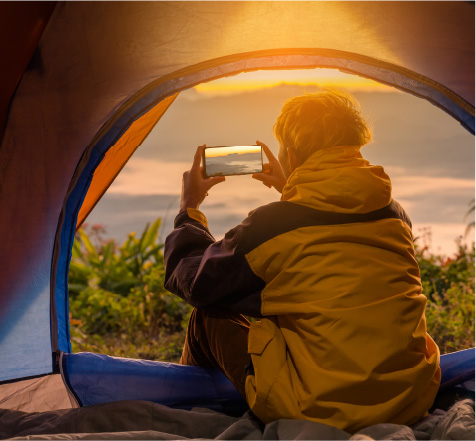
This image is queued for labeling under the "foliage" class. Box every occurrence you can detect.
[68,219,474,362]
[68,220,191,361]
[415,239,475,353]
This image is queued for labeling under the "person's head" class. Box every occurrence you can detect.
[274,89,372,177]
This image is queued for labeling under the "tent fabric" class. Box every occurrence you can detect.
[0,1,474,383]
[62,352,248,416]
[76,93,178,230]
[0,2,56,143]
[60,351,474,413]
[0,374,74,413]
[62,348,475,410]
[1,349,472,415]
[1,398,475,440]
[52,85,183,354]
[439,348,475,392]
[134,50,474,131]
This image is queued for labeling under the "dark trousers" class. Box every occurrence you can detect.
[180,307,251,399]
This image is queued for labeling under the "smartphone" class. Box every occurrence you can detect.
[202,145,263,178]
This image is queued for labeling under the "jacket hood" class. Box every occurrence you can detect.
[281,146,392,214]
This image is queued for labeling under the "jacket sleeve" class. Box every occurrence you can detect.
[164,208,264,317]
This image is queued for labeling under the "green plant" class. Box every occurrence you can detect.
[69,219,164,296]
[68,219,474,362]
[416,239,475,353]
[68,219,192,361]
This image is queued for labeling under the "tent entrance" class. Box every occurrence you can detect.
[78,48,476,230]
[53,49,475,358]
[1,0,473,389]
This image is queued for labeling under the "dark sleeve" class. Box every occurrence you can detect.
[164,199,408,316]
[163,209,264,317]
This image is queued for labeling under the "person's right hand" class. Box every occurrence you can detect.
[252,140,287,193]
[179,144,225,212]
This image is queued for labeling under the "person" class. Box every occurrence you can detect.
[163,89,441,433]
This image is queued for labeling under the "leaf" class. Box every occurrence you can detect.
[134,224,150,265]
[68,261,91,274]
[99,241,114,270]
[79,229,98,258]
[142,218,161,252]
[143,244,164,262]
[68,282,88,294]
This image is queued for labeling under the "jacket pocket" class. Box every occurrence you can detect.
[246,318,291,422]
[248,321,274,355]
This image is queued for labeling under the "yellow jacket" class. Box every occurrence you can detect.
[165,145,441,432]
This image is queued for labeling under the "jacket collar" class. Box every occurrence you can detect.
[281,146,392,214]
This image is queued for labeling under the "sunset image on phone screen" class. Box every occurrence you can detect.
[204,145,263,177]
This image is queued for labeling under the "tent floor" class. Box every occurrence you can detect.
[1,397,474,440]
[0,374,75,412]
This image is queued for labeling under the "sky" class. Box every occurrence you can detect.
[85,68,475,258]
[194,69,395,95]
[205,145,261,158]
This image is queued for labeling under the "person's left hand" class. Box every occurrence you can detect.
[252,140,287,193]
[179,144,225,212]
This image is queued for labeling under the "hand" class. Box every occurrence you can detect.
[179,145,225,212]
[252,140,287,193]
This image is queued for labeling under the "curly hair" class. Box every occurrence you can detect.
[273,88,372,166]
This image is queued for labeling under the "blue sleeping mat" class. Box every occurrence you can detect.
[62,348,475,414]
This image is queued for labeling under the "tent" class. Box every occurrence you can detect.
[0,0,474,423]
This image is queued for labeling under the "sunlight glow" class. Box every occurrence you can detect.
[194,68,398,96]
[205,145,260,158]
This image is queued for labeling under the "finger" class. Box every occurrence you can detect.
[256,140,278,164]
[255,164,272,177]
[205,176,225,191]
[252,173,272,188]
[252,172,278,186]
[192,144,206,170]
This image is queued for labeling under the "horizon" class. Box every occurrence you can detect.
[193,68,401,96]
[205,145,261,158]
[86,77,475,258]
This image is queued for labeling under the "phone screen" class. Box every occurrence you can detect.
[203,145,263,178]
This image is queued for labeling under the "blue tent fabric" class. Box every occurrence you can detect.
[62,352,248,416]
[439,348,475,392]
[54,87,174,355]
[62,350,475,413]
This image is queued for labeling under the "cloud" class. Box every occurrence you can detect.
[107,159,188,195]
[387,173,474,225]
[390,173,474,198]
[88,172,474,259]
[106,156,474,223]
